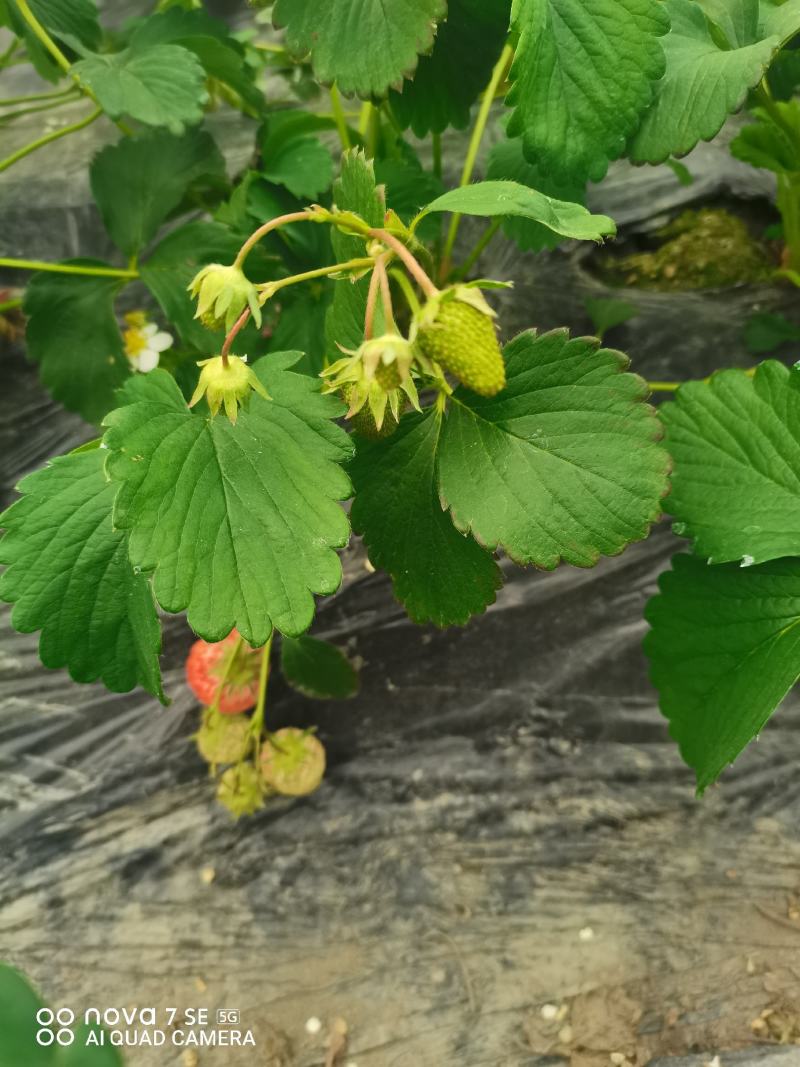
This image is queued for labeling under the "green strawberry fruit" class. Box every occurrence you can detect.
[418,299,506,397]
[195,708,251,765]
[216,763,264,818]
[374,359,403,391]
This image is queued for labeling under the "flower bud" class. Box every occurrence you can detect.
[188,355,270,424]
[188,263,262,333]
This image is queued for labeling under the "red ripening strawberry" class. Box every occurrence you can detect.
[185,631,261,714]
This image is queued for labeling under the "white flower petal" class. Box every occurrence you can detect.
[151,331,173,352]
[136,348,161,373]
[141,323,159,339]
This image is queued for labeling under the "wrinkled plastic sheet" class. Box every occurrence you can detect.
[3,57,800,1065]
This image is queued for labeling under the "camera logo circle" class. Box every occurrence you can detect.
[36,1007,75,1046]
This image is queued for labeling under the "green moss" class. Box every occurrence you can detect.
[600,208,773,291]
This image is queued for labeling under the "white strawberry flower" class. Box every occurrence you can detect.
[123,311,173,372]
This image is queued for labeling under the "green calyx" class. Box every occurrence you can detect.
[416,285,506,398]
[188,354,270,424]
[321,331,421,435]
[188,263,262,333]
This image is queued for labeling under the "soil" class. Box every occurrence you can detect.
[591,204,778,291]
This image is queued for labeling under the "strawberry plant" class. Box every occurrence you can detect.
[2,0,800,808]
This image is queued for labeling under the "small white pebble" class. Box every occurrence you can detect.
[182,1051,199,1067]
[431,966,447,984]
[200,866,215,885]
[558,1025,573,1045]
[411,768,424,783]
[705,1057,721,1067]
[578,926,595,941]
[305,1016,322,1035]
[610,1054,627,1066]
[540,1003,559,1021]
[364,558,375,573]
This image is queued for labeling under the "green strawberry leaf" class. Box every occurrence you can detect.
[437,329,670,568]
[661,361,800,566]
[585,297,639,340]
[730,101,800,173]
[23,265,130,425]
[281,634,359,699]
[72,43,207,133]
[350,410,503,626]
[507,0,669,183]
[140,221,242,354]
[744,311,800,353]
[130,10,266,113]
[272,0,447,96]
[90,128,226,257]
[102,357,352,646]
[261,136,334,200]
[645,553,800,792]
[325,150,386,359]
[30,0,100,49]
[389,0,511,136]
[416,181,616,243]
[486,135,587,252]
[628,0,793,164]
[0,450,165,701]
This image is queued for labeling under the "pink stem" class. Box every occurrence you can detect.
[367,229,438,298]
[363,264,381,341]
[376,257,395,330]
[234,210,314,269]
[221,307,251,365]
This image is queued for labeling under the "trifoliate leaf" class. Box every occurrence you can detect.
[486,135,587,252]
[507,0,669,183]
[23,265,129,425]
[0,450,164,701]
[272,0,446,95]
[730,101,800,173]
[645,553,800,792]
[0,964,52,1067]
[103,356,352,646]
[30,0,100,49]
[261,136,333,200]
[437,329,670,568]
[417,181,616,243]
[130,10,266,113]
[585,297,639,340]
[389,0,511,136]
[281,635,359,698]
[350,410,503,626]
[628,0,791,164]
[140,221,242,354]
[744,311,800,354]
[91,128,226,257]
[661,361,800,566]
[72,43,207,133]
[325,150,386,359]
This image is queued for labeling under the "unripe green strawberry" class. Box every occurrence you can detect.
[374,359,403,391]
[341,383,399,440]
[199,309,225,332]
[195,708,251,765]
[217,762,264,818]
[418,300,506,397]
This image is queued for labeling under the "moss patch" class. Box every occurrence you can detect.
[598,208,773,291]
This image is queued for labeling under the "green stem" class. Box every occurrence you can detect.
[0,90,81,122]
[249,634,273,765]
[330,83,352,151]
[432,130,442,181]
[441,42,514,275]
[0,296,22,313]
[647,381,681,393]
[389,268,422,318]
[209,635,244,714]
[257,256,375,297]
[0,36,20,68]
[0,105,102,173]
[366,105,380,159]
[13,0,71,72]
[452,218,502,280]
[0,256,137,279]
[358,102,372,137]
[0,85,77,106]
